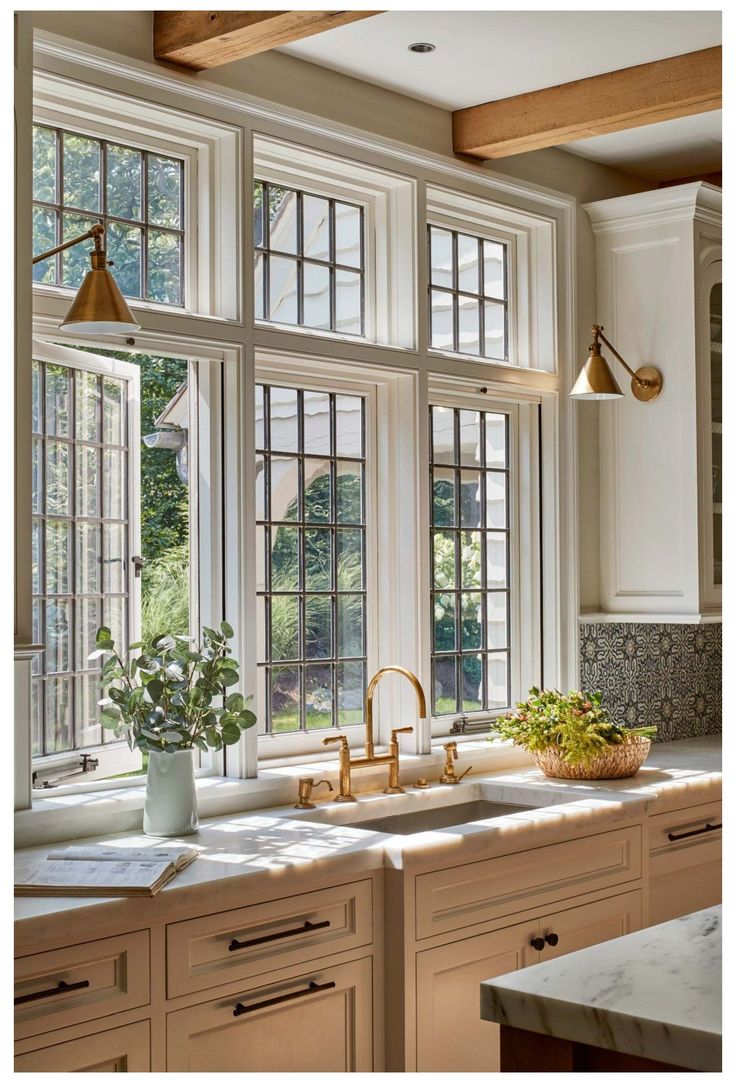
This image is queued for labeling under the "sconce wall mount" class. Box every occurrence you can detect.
[570,324,663,403]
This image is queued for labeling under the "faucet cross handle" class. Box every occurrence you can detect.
[384,726,413,795]
[439,740,471,784]
[322,734,356,803]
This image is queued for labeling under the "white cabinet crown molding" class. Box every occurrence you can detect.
[583,182,722,234]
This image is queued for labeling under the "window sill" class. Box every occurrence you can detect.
[14,740,532,849]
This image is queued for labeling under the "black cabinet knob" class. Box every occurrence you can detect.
[530,936,545,951]
[544,933,559,947]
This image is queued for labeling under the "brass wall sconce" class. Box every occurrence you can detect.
[32,223,139,335]
[570,325,662,402]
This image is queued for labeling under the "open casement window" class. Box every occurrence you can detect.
[30,340,143,785]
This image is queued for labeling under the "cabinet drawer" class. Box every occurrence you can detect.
[166,879,373,998]
[166,956,373,1072]
[415,825,642,940]
[14,931,150,1041]
[15,1020,151,1073]
[649,800,722,853]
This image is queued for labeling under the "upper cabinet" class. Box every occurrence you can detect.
[584,183,722,618]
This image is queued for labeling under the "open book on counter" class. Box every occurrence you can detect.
[14,844,199,898]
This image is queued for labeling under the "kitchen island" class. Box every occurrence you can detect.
[480,905,721,1071]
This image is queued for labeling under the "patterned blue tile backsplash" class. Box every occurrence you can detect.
[579,622,722,743]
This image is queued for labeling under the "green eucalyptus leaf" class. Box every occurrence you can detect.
[219,669,239,687]
[220,620,234,638]
[226,693,245,712]
[95,626,112,645]
[221,724,241,745]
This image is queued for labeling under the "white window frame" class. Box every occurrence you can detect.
[253,133,417,350]
[425,381,543,737]
[32,69,242,322]
[29,338,144,783]
[25,320,231,797]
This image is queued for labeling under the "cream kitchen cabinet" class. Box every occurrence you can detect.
[166,956,373,1072]
[649,800,722,926]
[15,1020,151,1072]
[414,889,642,1073]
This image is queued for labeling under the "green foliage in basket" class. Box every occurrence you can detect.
[91,622,257,754]
[489,688,657,766]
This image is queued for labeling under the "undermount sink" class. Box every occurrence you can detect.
[336,798,536,835]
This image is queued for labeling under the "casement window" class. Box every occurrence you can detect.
[428,224,508,361]
[254,182,364,336]
[32,124,185,307]
[255,382,368,739]
[29,339,200,789]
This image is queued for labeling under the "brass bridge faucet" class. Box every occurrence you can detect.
[439,741,472,784]
[322,665,427,801]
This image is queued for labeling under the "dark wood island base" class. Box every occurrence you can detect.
[500,1025,695,1072]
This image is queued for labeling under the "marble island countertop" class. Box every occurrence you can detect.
[480,905,722,1071]
[14,736,720,951]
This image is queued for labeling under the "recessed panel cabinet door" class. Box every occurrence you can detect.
[538,890,643,962]
[166,957,372,1072]
[14,1020,150,1072]
[415,920,537,1073]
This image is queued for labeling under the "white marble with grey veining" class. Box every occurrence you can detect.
[481,905,722,1071]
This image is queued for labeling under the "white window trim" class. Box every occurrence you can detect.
[29,338,143,782]
[32,68,242,323]
[254,133,417,351]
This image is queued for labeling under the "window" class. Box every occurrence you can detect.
[30,340,194,786]
[254,181,364,336]
[429,404,511,718]
[255,383,367,735]
[428,224,508,361]
[32,124,185,306]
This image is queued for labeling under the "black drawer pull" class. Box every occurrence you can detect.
[233,979,336,1017]
[544,933,559,947]
[667,822,722,842]
[228,918,330,953]
[14,978,90,1006]
[530,937,545,951]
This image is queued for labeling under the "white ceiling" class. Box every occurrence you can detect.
[280,10,722,179]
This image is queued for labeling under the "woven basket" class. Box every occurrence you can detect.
[533,736,652,780]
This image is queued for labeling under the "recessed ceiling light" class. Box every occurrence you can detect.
[408,42,435,54]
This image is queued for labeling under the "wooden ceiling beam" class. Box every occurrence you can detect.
[154,10,383,71]
[453,46,722,160]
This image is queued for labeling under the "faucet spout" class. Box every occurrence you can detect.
[365,665,427,759]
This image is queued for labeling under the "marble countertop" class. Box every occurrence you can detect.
[14,736,720,949]
[480,905,722,1071]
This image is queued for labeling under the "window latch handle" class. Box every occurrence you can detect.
[132,555,145,578]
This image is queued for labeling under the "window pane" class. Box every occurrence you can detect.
[147,230,182,305]
[337,661,364,726]
[45,520,71,593]
[76,371,101,443]
[431,406,455,465]
[487,592,508,649]
[107,221,143,299]
[487,653,509,709]
[458,234,479,294]
[305,664,333,729]
[303,194,330,261]
[459,471,482,528]
[78,673,103,748]
[103,449,126,520]
[32,206,57,284]
[337,595,363,658]
[483,240,505,298]
[253,181,265,247]
[46,599,72,673]
[76,523,101,594]
[33,126,57,203]
[462,654,483,712]
[270,667,300,731]
[484,300,505,359]
[459,410,481,467]
[430,290,454,351]
[269,254,299,325]
[433,656,457,715]
[305,595,332,659]
[45,676,73,753]
[45,364,71,437]
[305,528,332,591]
[147,155,182,228]
[271,525,300,590]
[269,387,300,453]
[336,529,363,590]
[487,533,507,589]
[76,597,102,670]
[271,596,299,660]
[335,269,362,335]
[45,442,70,516]
[336,461,362,524]
[303,262,331,330]
[430,227,453,288]
[433,531,456,589]
[461,530,482,587]
[335,203,361,268]
[106,144,142,221]
[76,445,100,518]
[303,459,331,523]
[268,186,298,254]
[63,133,101,212]
[335,395,363,458]
[486,472,507,529]
[432,468,455,527]
[103,522,127,594]
[62,213,100,288]
[32,519,42,594]
[303,390,331,455]
[270,456,299,520]
[458,295,480,355]
[103,377,126,445]
[32,361,43,434]
[461,593,482,649]
[485,413,507,467]
[32,441,42,514]
[433,592,456,652]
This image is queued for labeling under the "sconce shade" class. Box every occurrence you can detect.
[569,345,624,400]
[60,262,140,335]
